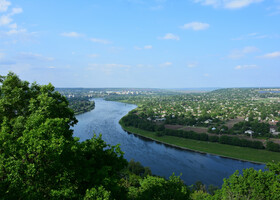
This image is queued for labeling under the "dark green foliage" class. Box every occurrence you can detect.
[121,112,158,132]
[68,96,95,115]
[209,135,219,142]
[127,159,152,178]
[266,141,280,152]
[191,181,207,192]
[163,128,264,150]
[0,72,192,200]
[219,135,264,149]
[232,121,270,136]
[207,184,219,195]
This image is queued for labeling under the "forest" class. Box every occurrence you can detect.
[0,72,280,199]
[67,96,95,115]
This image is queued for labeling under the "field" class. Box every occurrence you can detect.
[121,125,280,164]
[165,117,245,132]
[165,124,208,133]
[224,117,244,129]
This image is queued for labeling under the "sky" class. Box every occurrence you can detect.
[0,0,279,88]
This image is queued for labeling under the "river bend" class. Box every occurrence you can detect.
[73,98,265,186]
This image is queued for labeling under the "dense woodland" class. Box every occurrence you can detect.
[0,72,280,199]
[67,96,95,115]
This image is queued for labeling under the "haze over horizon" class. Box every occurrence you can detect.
[0,0,279,88]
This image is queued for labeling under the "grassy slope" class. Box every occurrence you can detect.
[121,125,280,164]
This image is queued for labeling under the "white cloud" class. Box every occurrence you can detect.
[262,51,280,58]
[234,64,258,70]
[9,22,16,28]
[144,45,152,49]
[88,54,99,58]
[232,32,271,40]
[181,22,210,31]
[150,5,164,10]
[88,63,130,69]
[203,73,210,77]
[5,28,26,35]
[134,46,142,50]
[87,63,131,74]
[0,52,5,59]
[0,15,12,25]
[193,0,263,9]
[90,38,110,44]
[242,46,259,53]
[48,66,56,69]
[160,62,172,67]
[0,0,11,12]
[228,46,259,59]
[225,0,263,9]
[134,45,153,50]
[159,33,180,40]
[268,5,280,16]
[61,32,84,38]
[18,52,54,61]
[187,63,197,68]
[0,3,25,38]
[10,7,22,15]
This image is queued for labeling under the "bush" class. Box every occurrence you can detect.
[267,141,280,152]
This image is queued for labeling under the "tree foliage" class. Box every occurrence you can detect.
[128,174,190,200]
[0,72,127,199]
[0,72,192,200]
[213,164,280,200]
[1,72,279,199]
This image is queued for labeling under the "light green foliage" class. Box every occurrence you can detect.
[84,186,111,200]
[128,174,190,200]
[191,190,211,200]
[266,161,280,174]
[213,167,280,200]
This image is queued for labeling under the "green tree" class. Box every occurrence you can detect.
[0,72,127,199]
[213,165,280,200]
[129,174,190,200]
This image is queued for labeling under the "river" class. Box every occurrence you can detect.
[73,98,265,186]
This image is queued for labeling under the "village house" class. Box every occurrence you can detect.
[245,130,254,135]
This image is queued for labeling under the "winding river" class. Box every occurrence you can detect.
[73,98,265,186]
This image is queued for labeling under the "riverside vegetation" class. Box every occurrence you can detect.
[68,96,95,115]
[0,72,280,199]
[56,89,95,115]
[108,88,280,163]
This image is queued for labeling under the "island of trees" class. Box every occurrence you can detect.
[1,72,280,199]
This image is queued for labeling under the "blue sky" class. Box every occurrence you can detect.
[0,0,279,88]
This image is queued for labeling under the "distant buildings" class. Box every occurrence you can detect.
[270,127,280,136]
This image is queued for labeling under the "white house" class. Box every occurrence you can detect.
[245,130,254,135]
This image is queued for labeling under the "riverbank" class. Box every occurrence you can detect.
[74,106,95,115]
[70,100,95,115]
[120,123,280,164]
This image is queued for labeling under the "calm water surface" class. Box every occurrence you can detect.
[73,98,265,186]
